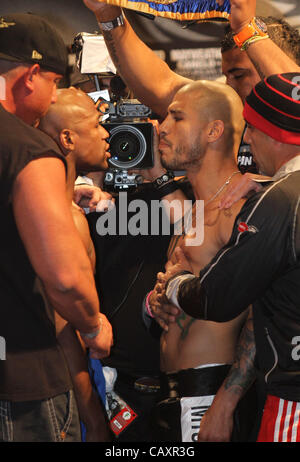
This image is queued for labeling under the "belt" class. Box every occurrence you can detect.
[116,371,160,394]
[160,364,231,399]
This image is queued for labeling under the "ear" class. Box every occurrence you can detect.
[206,120,224,143]
[24,64,41,92]
[59,129,76,151]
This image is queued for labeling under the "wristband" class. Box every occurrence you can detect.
[153,171,175,189]
[233,17,268,49]
[142,290,154,319]
[155,180,180,199]
[98,14,125,32]
[80,316,102,339]
[145,290,154,318]
[165,271,195,309]
[240,34,269,51]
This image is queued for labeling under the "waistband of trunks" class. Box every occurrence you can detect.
[159,364,232,399]
[116,371,160,394]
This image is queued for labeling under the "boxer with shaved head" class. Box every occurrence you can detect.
[38,87,112,441]
[139,80,256,442]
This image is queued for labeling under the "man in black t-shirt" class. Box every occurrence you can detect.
[0,13,112,442]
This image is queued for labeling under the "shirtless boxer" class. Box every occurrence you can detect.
[81,0,300,442]
[39,87,112,441]
[142,80,251,442]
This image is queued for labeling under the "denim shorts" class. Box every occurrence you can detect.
[0,390,81,442]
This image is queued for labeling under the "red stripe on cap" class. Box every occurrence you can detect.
[243,103,300,145]
[253,87,300,121]
[264,78,300,105]
[278,73,300,88]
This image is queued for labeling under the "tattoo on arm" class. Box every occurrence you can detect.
[224,312,256,396]
[103,31,122,74]
[250,59,265,80]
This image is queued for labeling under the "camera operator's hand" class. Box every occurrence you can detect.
[128,120,167,182]
[82,0,121,19]
[74,184,115,212]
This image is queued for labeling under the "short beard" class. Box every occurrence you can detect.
[160,136,204,171]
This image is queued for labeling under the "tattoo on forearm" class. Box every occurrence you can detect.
[103,31,122,74]
[224,315,256,396]
[253,61,265,80]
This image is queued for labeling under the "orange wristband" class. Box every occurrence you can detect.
[233,17,268,49]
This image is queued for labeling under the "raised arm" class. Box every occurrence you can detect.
[82,0,190,116]
[219,0,300,76]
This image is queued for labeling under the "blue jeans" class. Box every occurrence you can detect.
[0,390,81,442]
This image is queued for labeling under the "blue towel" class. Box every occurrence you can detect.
[81,356,106,442]
[99,0,231,21]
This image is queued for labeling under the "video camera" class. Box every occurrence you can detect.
[100,98,154,190]
[72,32,154,191]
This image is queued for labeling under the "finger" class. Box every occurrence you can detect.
[160,302,180,317]
[96,199,115,212]
[155,317,169,332]
[157,272,167,283]
[218,189,239,209]
[156,283,166,294]
[174,246,190,266]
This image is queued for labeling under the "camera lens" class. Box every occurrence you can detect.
[108,125,147,169]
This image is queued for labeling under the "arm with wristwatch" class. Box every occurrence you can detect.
[82,0,190,117]
[217,0,300,76]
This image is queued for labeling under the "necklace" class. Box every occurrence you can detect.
[183,170,241,236]
[205,171,240,206]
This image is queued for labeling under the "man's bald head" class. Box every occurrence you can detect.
[178,80,244,125]
[176,80,244,152]
[39,86,110,172]
[39,87,97,139]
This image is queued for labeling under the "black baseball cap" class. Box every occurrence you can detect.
[0,13,68,75]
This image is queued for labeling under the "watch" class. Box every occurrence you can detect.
[233,17,268,49]
[99,14,125,32]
